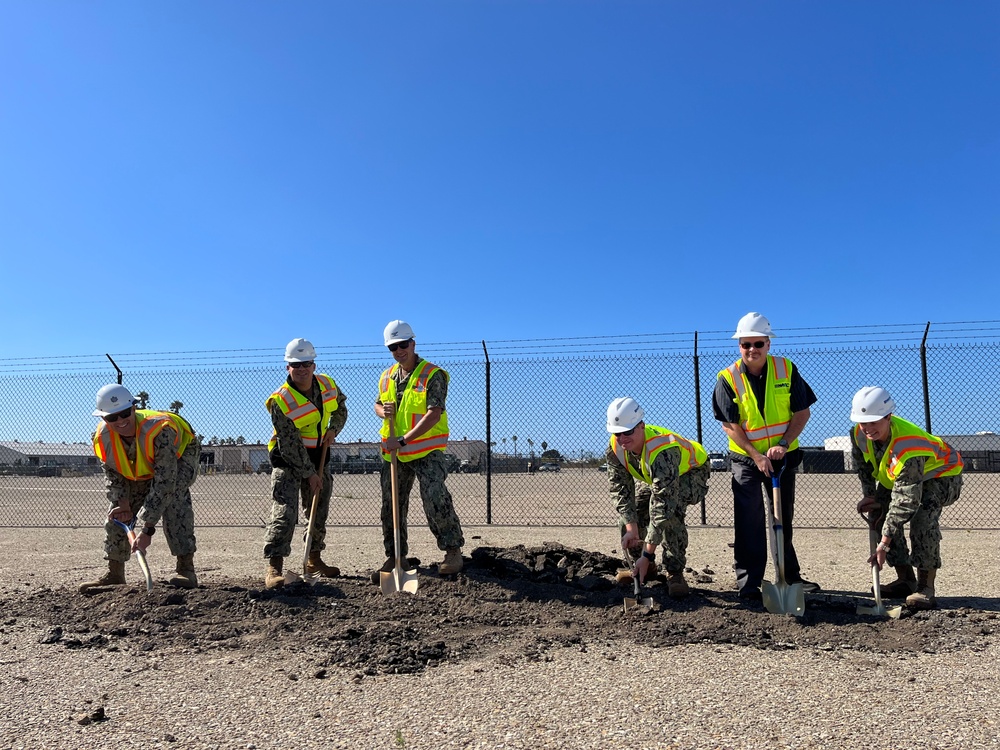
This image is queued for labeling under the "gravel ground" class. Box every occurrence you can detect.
[2,525,998,750]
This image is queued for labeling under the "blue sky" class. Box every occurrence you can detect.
[1,2,997,362]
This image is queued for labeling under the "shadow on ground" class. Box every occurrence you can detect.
[3,543,996,678]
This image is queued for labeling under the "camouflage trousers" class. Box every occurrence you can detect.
[105,442,200,563]
[617,465,709,573]
[380,451,464,558]
[262,467,333,559]
[875,474,963,570]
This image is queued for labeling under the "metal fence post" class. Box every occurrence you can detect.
[482,340,492,524]
[920,322,932,432]
[693,332,707,525]
[106,354,123,385]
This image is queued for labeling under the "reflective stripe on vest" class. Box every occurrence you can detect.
[610,424,708,485]
[267,374,340,451]
[379,360,450,462]
[853,416,963,490]
[93,410,194,481]
[719,355,796,454]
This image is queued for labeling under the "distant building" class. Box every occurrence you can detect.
[0,441,97,468]
[824,432,1000,473]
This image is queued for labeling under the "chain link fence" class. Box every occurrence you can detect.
[2,322,998,528]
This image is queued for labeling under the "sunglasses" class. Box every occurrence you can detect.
[104,407,133,424]
[740,340,768,350]
[616,426,639,438]
[387,339,413,353]
[288,361,314,369]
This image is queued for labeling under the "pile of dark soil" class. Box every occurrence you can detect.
[3,543,995,677]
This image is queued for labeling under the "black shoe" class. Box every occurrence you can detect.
[738,587,762,603]
[789,577,821,593]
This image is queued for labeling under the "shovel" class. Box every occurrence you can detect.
[301,441,330,581]
[762,463,805,617]
[856,511,902,619]
[112,517,153,593]
[622,548,653,613]
[380,418,418,595]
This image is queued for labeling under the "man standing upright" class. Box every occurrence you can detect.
[713,312,820,602]
[81,384,201,593]
[262,337,347,589]
[371,320,465,583]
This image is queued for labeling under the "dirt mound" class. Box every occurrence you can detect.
[3,543,995,678]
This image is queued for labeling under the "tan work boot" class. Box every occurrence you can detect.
[369,557,396,585]
[305,551,340,578]
[666,570,691,598]
[880,565,917,598]
[79,560,126,594]
[438,547,464,576]
[615,569,634,585]
[169,553,198,589]
[905,568,937,609]
[265,556,285,590]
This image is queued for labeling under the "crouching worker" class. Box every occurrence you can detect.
[605,397,710,598]
[850,386,963,610]
[81,384,201,593]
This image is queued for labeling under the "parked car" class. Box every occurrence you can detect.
[256,463,272,475]
[708,452,728,471]
[537,462,560,472]
[597,462,608,472]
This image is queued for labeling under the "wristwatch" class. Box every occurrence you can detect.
[777,438,788,448]
[142,526,156,536]
[641,550,656,562]
[398,437,407,446]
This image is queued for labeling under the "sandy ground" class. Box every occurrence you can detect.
[1,525,998,749]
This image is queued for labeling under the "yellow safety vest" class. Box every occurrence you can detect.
[609,424,708,485]
[379,360,449,462]
[719,356,797,455]
[853,415,963,490]
[267,374,340,452]
[93,410,194,481]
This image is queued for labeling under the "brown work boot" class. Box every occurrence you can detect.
[615,568,634,585]
[438,547,464,576]
[169,553,198,589]
[879,565,917,598]
[305,551,340,579]
[265,556,285,590]
[905,569,937,609]
[369,557,395,585]
[79,560,126,594]
[666,570,691,598]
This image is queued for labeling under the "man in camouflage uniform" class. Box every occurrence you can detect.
[605,397,710,598]
[81,384,201,593]
[850,386,963,609]
[371,320,465,583]
[262,338,348,589]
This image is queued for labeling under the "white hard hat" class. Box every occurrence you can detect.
[384,320,415,346]
[284,337,317,363]
[93,384,137,417]
[850,386,895,423]
[607,397,644,433]
[732,312,775,339]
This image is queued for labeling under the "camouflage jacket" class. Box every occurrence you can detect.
[851,438,925,538]
[606,443,680,547]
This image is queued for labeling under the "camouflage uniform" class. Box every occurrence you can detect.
[852,438,962,570]
[102,428,201,563]
[262,377,348,559]
[608,445,709,573]
[378,357,464,558]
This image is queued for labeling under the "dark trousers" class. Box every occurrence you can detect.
[731,458,802,593]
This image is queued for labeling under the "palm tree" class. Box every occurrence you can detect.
[236,436,245,445]
[136,391,149,409]
[527,438,535,457]
[169,401,183,413]
[502,437,507,454]
[541,441,548,452]
[512,435,518,456]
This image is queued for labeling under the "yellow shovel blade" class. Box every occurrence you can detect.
[380,566,419,596]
